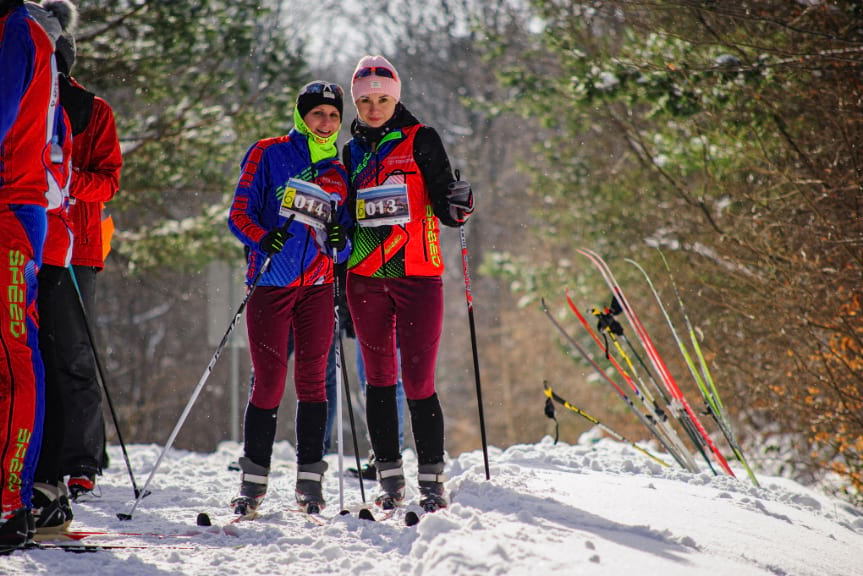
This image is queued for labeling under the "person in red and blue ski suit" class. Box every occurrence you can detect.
[228,81,351,514]
[342,55,474,512]
[54,20,122,502]
[0,0,64,544]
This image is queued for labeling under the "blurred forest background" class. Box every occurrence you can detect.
[67,1,861,505]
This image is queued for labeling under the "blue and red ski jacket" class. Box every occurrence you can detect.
[228,128,351,287]
[0,5,60,208]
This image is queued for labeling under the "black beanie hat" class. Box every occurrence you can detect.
[296,81,344,119]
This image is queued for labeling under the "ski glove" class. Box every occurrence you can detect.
[260,226,291,255]
[446,180,474,224]
[326,221,347,251]
[338,298,355,339]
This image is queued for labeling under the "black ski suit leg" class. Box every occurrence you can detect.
[60,265,105,478]
[243,403,278,469]
[408,392,445,465]
[295,401,327,465]
[366,384,401,463]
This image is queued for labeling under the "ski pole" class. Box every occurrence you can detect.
[68,266,145,500]
[330,202,365,505]
[330,204,345,511]
[564,289,696,470]
[453,172,489,480]
[541,298,693,471]
[339,337,366,503]
[543,381,670,467]
[118,216,292,520]
[577,247,734,476]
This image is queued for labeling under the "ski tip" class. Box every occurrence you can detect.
[196,512,212,527]
[116,513,132,521]
[405,511,421,526]
[357,508,375,521]
[338,509,351,516]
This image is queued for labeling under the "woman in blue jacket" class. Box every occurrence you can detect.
[227,81,351,515]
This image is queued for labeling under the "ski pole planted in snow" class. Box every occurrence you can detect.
[68,266,145,500]
[543,381,670,467]
[577,247,734,477]
[330,201,346,511]
[118,216,293,521]
[339,338,366,503]
[329,200,366,508]
[453,170,490,480]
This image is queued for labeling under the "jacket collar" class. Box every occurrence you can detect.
[351,103,420,148]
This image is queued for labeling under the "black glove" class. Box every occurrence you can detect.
[259,226,291,255]
[326,221,347,251]
[338,302,355,339]
[447,180,474,224]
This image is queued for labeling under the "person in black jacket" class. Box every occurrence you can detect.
[342,55,474,512]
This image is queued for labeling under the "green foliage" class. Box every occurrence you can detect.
[73,1,307,271]
[485,0,863,502]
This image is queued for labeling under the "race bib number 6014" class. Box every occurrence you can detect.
[279,178,332,231]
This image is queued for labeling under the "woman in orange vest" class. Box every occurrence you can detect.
[342,55,474,513]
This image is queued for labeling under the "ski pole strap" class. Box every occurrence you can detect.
[593,307,611,331]
[593,307,624,336]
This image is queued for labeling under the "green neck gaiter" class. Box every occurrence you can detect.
[294,107,340,165]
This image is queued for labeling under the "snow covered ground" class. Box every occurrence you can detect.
[5,433,863,575]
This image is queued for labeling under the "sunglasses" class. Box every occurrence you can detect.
[353,67,397,81]
[301,82,344,98]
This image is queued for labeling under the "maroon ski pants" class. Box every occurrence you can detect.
[346,273,443,400]
[246,284,334,408]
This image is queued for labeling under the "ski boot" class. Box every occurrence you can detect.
[295,460,327,514]
[0,508,32,551]
[67,473,96,501]
[32,482,73,534]
[418,462,448,513]
[347,452,378,481]
[374,459,405,510]
[230,456,268,516]
[57,482,73,525]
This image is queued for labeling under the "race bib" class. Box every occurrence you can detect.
[356,183,410,227]
[279,178,332,231]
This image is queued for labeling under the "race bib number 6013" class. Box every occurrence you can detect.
[356,184,410,227]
